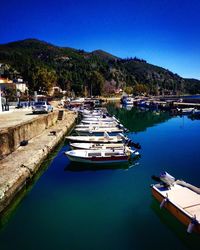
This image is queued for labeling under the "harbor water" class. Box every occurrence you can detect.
[0,104,200,249]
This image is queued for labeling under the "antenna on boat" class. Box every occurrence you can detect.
[104,131,110,139]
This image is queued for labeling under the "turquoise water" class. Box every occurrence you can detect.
[0,106,200,249]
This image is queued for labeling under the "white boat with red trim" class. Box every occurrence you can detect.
[65,147,136,164]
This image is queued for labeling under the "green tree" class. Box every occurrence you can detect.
[34,67,57,93]
[132,83,148,95]
[124,86,133,95]
[89,71,104,96]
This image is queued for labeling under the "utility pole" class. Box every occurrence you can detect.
[0,84,2,112]
[90,82,92,97]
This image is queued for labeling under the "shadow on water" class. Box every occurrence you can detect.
[107,103,171,132]
[0,142,64,232]
[150,198,200,249]
[65,155,141,172]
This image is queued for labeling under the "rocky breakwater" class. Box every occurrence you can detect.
[0,110,77,213]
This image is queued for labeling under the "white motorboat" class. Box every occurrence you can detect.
[74,127,124,135]
[70,142,125,150]
[65,147,137,164]
[124,97,134,105]
[69,143,140,155]
[82,114,105,118]
[80,120,118,125]
[75,123,121,128]
[82,116,119,123]
[177,107,195,115]
[82,117,115,122]
[65,133,125,143]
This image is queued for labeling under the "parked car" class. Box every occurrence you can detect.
[32,101,53,114]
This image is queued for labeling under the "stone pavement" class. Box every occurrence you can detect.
[0,110,77,213]
[0,109,40,129]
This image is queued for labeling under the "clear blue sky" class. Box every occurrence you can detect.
[1,0,200,79]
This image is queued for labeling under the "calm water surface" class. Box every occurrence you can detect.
[0,105,200,250]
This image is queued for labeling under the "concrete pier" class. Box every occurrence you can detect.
[0,109,77,213]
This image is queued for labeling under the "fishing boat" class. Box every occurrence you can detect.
[75,123,122,128]
[70,142,126,150]
[65,147,136,164]
[177,107,195,115]
[74,127,124,135]
[81,120,118,125]
[124,97,134,106]
[82,117,116,123]
[82,114,104,118]
[151,172,200,234]
[65,134,124,143]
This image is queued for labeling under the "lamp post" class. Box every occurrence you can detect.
[0,84,2,113]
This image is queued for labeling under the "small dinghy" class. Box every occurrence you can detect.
[79,120,119,125]
[74,127,124,135]
[82,113,105,118]
[82,116,119,123]
[70,142,126,150]
[65,147,137,164]
[177,107,195,115]
[65,133,124,143]
[75,123,123,128]
[151,172,200,234]
[79,109,104,116]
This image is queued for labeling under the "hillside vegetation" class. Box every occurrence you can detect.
[0,38,200,96]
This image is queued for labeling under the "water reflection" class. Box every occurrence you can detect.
[107,104,171,132]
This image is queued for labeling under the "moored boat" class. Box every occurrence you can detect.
[65,133,125,143]
[151,172,200,234]
[81,120,118,125]
[177,107,195,115]
[70,142,125,150]
[75,123,122,128]
[65,147,136,164]
[82,117,117,123]
[74,127,124,135]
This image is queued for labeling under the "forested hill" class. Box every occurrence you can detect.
[0,38,199,95]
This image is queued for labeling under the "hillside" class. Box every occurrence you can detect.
[0,38,200,96]
[90,50,119,61]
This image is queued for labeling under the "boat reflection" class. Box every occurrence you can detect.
[65,155,140,172]
[107,104,171,132]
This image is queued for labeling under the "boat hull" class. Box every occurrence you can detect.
[75,131,123,136]
[66,136,123,143]
[66,154,129,164]
[70,143,125,150]
[152,185,200,234]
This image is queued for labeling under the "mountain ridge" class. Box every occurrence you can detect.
[0,38,199,95]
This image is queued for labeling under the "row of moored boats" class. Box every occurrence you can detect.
[65,108,141,164]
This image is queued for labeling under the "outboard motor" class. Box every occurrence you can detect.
[125,139,141,149]
[160,172,175,186]
[130,141,141,149]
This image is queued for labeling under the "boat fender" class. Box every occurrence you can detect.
[160,197,169,209]
[187,216,198,234]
